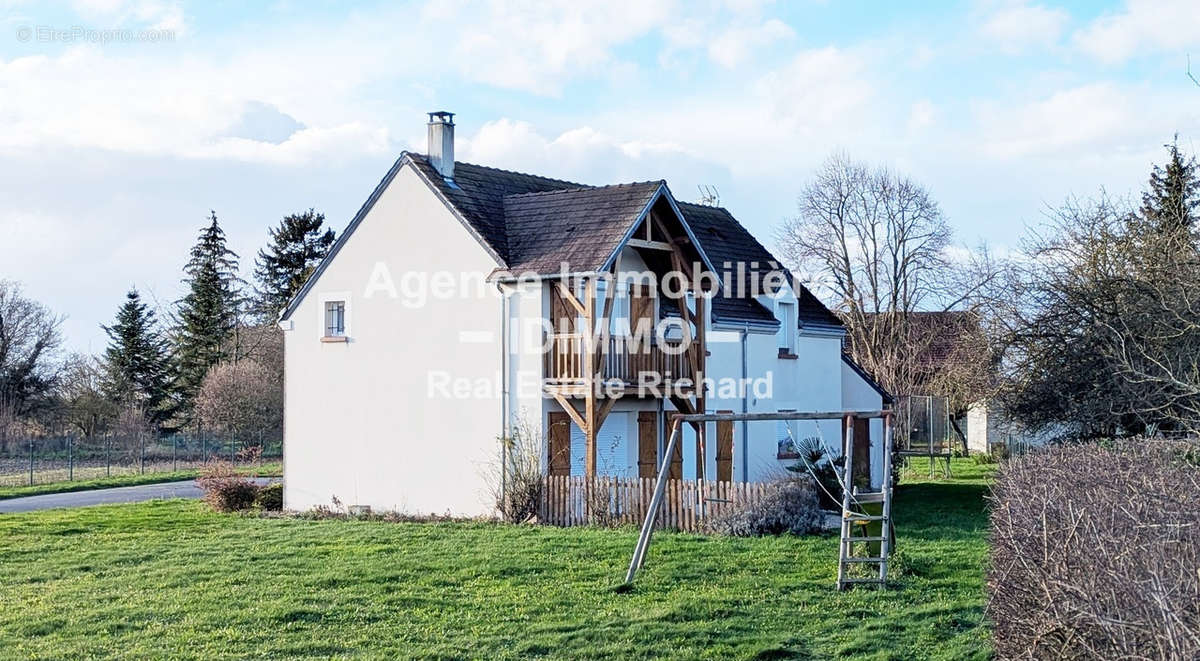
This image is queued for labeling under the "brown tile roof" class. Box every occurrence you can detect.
[409,154,584,263]
[679,203,841,329]
[503,182,664,274]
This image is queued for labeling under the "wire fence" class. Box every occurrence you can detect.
[0,432,282,488]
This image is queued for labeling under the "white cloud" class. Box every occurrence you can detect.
[186,124,391,165]
[972,82,1194,160]
[708,18,795,69]
[0,17,406,165]
[1073,0,1200,63]
[755,47,874,130]
[908,100,936,132]
[70,0,187,34]
[976,83,1130,158]
[979,1,1068,53]
[457,119,711,187]
[908,43,936,68]
[424,0,677,96]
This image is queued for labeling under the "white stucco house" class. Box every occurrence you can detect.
[279,112,891,515]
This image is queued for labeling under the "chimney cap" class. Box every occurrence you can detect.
[428,111,455,124]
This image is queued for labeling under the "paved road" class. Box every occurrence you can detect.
[0,478,274,514]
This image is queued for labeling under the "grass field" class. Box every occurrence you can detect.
[0,459,993,660]
[0,462,283,500]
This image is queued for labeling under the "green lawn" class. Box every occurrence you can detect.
[0,462,283,500]
[0,459,993,660]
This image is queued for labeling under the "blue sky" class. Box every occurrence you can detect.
[2,0,1198,354]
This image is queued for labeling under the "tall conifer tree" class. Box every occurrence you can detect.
[102,288,173,426]
[253,209,335,320]
[1140,136,1199,232]
[175,211,242,409]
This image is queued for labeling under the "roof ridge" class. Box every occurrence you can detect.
[677,199,730,213]
[503,180,665,200]
[418,153,588,188]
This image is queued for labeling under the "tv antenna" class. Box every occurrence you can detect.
[697,185,720,207]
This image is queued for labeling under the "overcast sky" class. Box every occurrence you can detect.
[2,0,1198,354]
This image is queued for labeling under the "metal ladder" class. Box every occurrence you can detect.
[836,415,894,590]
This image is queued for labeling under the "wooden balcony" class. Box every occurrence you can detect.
[543,333,695,396]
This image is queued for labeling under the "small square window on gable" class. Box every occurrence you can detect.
[325,301,345,336]
[318,292,351,342]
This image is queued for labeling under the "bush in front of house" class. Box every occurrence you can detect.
[253,482,283,511]
[987,440,1200,660]
[785,436,844,510]
[197,461,260,512]
[490,417,545,523]
[707,476,823,536]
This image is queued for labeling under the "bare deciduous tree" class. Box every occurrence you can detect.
[193,359,283,444]
[0,280,63,419]
[226,323,283,378]
[1005,194,1200,436]
[112,401,152,451]
[57,353,116,438]
[777,153,998,408]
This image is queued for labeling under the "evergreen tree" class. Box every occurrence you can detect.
[253,209,335,320]
[175,211,243,408]
[1140,136,1199,232]
[102,288,173,426]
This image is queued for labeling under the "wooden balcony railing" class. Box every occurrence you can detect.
[544,333,694,385]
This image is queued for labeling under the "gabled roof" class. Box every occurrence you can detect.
[408,154,583,263]
[281,151,844,331]
[862,310,983,370]
[503,182,665,275]
[680,203,841,330]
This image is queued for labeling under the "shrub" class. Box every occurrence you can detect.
[290,500,474,523]
[987,440,1200,660]
[254,482,283,511]
[707,476,823,536]
[194,359,282,445]
[971,451,997,465]
[785,436,843,510]
[489,416,544,523]
[197,461,260,512]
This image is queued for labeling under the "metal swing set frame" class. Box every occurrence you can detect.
[622,409,895,590]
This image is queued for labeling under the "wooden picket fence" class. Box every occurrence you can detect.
[540,475,771,532]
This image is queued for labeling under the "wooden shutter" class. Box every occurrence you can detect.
[637,411,658,478]
[629,284,654,380]
[549,284,576,334]
[547,412,570,477]
[716,410,734,482]
[630,285,654,333]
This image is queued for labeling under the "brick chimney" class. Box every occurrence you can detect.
[427,111,455,180]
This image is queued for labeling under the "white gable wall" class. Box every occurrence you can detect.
[283,164,506,516]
